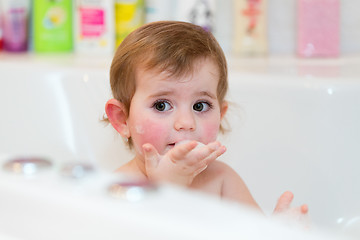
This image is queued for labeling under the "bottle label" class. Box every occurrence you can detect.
[233,0,267,55]
[241,0,262,35]
[3,7,28,51]
[33,0,73,52]
[80,8,105,37]
[115,0,145,47]
[43,7,67,29]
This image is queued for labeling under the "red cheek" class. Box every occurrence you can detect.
[202,122,220,143]
[133,119,167,148]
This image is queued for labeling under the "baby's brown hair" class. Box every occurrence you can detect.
[108,21,228,148]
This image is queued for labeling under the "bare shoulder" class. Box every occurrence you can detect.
[115,160,147,180]
[115,161,133,173]
[190,160,240,196]
[205,161,238,181]
[200,160,242,180]
[193,160,260,210]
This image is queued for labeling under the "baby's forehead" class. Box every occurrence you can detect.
[134,57,220,94]
[138,56,219,80]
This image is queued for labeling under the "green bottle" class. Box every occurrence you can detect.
[33,0,73,52]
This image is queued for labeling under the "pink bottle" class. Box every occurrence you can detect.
[297,0,340,58]
[0,2,3,50]
[2,0,29,52]
[0,17,3,51]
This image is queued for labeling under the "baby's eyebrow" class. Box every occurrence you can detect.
[148,90,174,98]
[148,90,216,99]
[198,91,216,99]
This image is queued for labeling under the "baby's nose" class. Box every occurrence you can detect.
[174,110,196,131]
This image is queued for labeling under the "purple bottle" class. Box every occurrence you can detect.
[3,0,29,52]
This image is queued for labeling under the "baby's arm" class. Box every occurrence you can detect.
[143,141,226,186]
[219,163,261,210]
[222,172,308,219]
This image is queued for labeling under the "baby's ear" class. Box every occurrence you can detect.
[220,101,228,120]
[105,99,130,138]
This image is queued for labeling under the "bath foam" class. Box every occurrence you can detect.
[135,125,144,134]
[175,140,206,150]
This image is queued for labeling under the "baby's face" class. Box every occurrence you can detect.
[126,58,226,156]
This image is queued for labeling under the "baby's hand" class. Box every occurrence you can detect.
[273,191,309,228]
[142,141,226,186]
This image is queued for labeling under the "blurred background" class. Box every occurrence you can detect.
[1,3,360,239]
[0,0,359,58]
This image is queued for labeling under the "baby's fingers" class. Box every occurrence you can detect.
[192,143,226,176]
[201,143,226,164]
[194,141,225,161]
[300,204,309,214]
[143,143,160,169]
[170,141,198,162]
[193,163,208,177]
[274,191,294,214]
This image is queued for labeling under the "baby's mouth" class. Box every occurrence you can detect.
[167,140,189,149]
[164,143,176,152]
[166,140,196,150]
[168,143,176,148]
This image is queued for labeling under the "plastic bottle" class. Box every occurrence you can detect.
[33,0,73,52]
[188,0,215,32]
[297,0,340,58]
[0,3,3,50]
[233,0,267,56]
[145,0,173,23]
[114,0,145,48]
[173,0,215,32]
[74,0,115,55]
[2,0,30,52]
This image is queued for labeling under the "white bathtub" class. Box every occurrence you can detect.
[0,54,358,239]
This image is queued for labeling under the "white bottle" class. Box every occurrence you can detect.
[174,0,216,32]
[74,0,115,55]
[145,0,174,23]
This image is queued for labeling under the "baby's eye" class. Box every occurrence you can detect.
[193,102,211,112]
[153,100,172,112]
